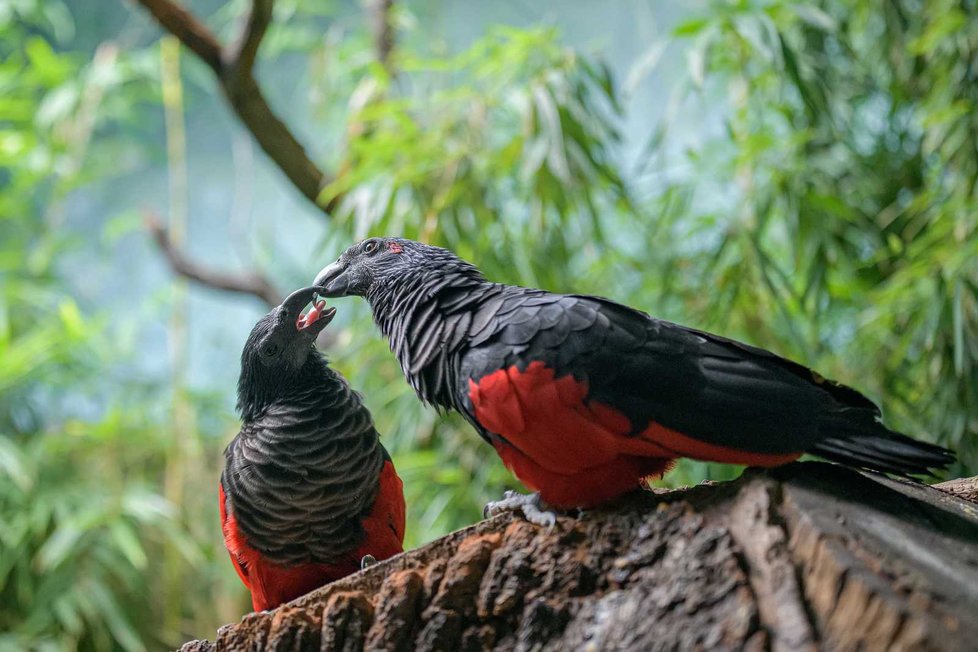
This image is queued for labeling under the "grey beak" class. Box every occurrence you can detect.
[281,285,319,317]
[280,285,336,336]
[312,260,351,297]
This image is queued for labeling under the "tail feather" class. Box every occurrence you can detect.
[812,411,955,477]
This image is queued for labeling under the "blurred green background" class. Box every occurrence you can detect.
[1,0,976,648]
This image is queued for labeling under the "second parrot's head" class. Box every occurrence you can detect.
[236,286,336,418]
[312,237,485,300]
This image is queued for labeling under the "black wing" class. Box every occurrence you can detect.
[458,288,952,473]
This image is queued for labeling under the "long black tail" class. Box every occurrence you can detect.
[812,410,955,477]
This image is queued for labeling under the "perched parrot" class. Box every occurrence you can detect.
[221,286,405,611]
[313,238,954,523]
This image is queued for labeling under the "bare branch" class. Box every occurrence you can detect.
[225,0,273,77]
[222,75,339,212]
[365,0,394,72]
[134,0,223,73]
[145,212,282,307]
[134,0,337,214]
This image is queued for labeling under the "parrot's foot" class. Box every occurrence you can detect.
[483,490,557,528]
[360,554,378,570]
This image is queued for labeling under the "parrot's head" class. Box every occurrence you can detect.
[236,285,336,418]
[312,237,484,300]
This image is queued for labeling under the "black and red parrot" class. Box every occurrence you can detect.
[221,286,405,611]
[312,238,954,522]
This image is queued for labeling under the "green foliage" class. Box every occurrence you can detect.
[320,27,627,280]
[1,1,976,650]
[641,0,978,474]
[0,4,231,650]
[0,429,202,652]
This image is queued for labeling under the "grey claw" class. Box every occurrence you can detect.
[521,501,557,529]
[483,491,559,528]
[360,554,377,570]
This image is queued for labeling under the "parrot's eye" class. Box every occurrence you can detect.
[363,240,379,254]
[261,342,280,357]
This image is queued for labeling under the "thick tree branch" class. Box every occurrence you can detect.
[134,0,338,214]
[178,464,978,652]
[146,213,282,307]
[934,475,978,502]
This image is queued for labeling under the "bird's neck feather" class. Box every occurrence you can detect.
[367,269,488,406]
[236,352,332,422]
[225,354,386,565]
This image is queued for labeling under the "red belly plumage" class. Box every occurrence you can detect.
[220,460,405,611]
[469,361,800,508]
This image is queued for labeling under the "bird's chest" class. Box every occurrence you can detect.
[222,420,381,565]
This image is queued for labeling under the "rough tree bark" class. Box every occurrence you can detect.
[179,462,978,651]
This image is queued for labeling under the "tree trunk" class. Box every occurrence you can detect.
[180,463,978,651]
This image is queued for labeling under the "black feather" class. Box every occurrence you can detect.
[354,239,954,478]
[223,309,389,567]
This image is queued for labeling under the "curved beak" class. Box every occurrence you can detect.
[280,286,336,336]
[312,260,352,297]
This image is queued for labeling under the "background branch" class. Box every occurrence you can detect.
[134,0,336,214]
[225,0,273,77]
[145,213,281,307]
[134,0,223,73]
[365,0,394,73]
[133,0,397,301]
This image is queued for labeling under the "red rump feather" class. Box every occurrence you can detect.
[219,461,405,611]
[469,361,800,508]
